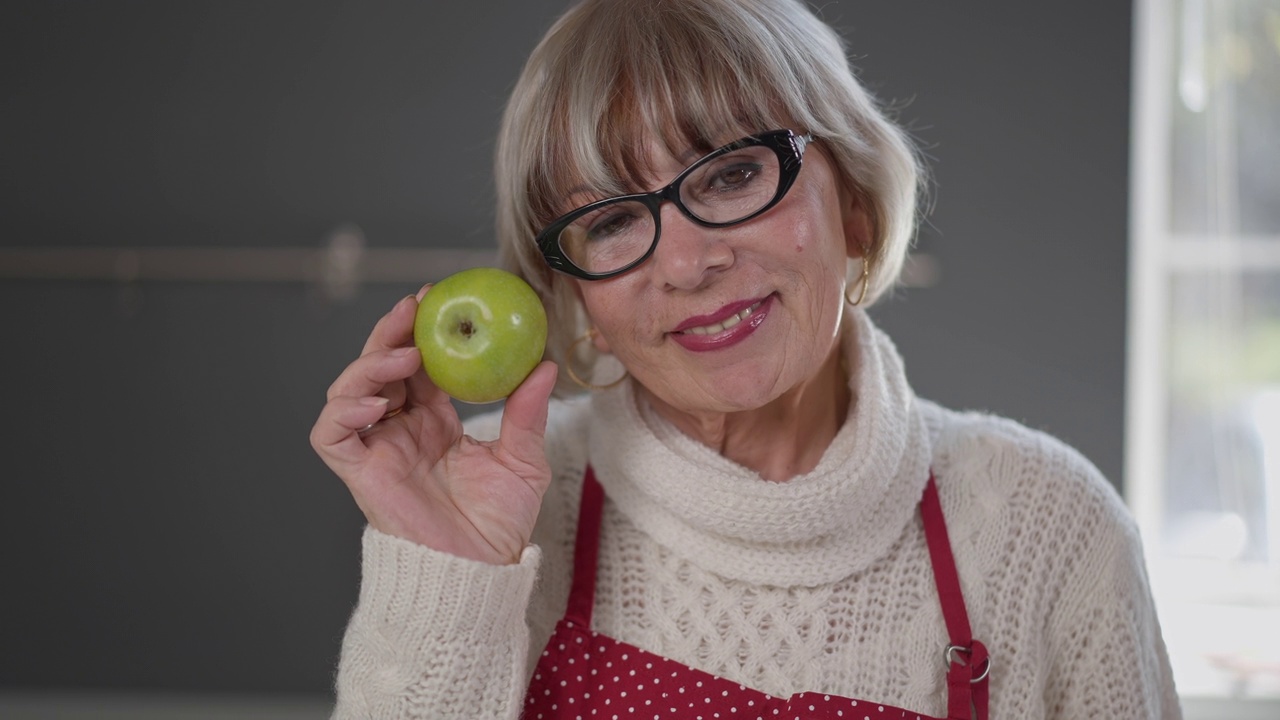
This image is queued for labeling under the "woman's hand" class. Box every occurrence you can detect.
[310,288,559,565]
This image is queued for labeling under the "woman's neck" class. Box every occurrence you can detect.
[638,340,853,483]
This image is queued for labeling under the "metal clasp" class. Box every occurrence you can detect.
[944,644,992,683]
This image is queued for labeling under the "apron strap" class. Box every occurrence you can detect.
[569,466,989,718]
[921,474,990,720]
[566,465,606,628]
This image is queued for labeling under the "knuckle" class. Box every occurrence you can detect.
[307,421,325,451]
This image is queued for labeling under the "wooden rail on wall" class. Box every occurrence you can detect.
[0,227,499,301]
[0,223,944,300]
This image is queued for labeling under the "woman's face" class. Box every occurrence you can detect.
[575,132,870,416]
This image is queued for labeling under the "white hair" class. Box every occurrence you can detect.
[494,0,923,393]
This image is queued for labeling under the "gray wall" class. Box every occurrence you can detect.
[0,0,1131,701]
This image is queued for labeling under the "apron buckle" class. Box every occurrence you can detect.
[944,643,992,683]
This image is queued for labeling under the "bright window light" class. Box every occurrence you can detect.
[1128,0,1280,710]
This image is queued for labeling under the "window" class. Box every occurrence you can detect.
[1128,0,1280,709]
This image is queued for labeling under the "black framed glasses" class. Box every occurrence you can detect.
[535,129,814,280]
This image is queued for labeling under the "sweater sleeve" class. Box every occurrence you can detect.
[1042,512,1182,719]
[331,526,541,720]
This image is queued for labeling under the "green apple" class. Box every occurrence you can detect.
[413,267,548,403]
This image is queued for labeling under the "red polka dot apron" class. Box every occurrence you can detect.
[524,467,990,720]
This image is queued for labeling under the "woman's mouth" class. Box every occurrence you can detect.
[680,299,766,335]
[670,295,774,351]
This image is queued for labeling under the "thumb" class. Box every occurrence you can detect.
[495,361,559,473]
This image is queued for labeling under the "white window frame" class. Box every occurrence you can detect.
[1127,0,1280,714]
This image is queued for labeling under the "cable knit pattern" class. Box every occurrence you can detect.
[331,309,1180,719]
[589,309,930,587]
[333,532,541,719]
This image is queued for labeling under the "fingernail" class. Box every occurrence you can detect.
[392,346,419,357]
[360,396,389,407]
[415,283,431,301]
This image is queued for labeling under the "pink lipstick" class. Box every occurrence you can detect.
[670,294,773,351]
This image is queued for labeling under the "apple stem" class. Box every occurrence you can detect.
[460,320,474,338]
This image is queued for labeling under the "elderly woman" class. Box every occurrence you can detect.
[310,0,1180,718]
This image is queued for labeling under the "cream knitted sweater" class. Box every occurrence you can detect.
[332,309,1181,719]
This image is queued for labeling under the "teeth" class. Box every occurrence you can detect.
[683,300,763,336]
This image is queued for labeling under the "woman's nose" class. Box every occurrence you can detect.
[647,203,735,291]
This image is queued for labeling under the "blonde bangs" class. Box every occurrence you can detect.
[526,0,796,229]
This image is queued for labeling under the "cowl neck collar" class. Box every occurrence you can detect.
[587,308,931,587]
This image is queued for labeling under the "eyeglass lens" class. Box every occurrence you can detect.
[556,143,784,276]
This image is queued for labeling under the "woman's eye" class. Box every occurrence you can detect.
[708,163,761,190]
[696,161,762,196]
[587,211,637,240]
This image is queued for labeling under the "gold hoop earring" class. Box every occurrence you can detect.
[564,329,628,391]
[845,258,871,306]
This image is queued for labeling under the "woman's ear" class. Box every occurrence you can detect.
[570,279,612,354]
[591,328,612,354]
[841,187,874,260]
